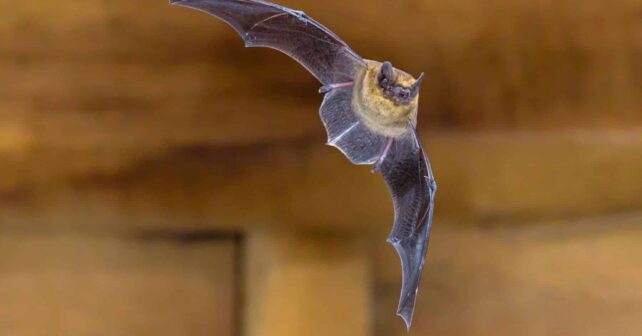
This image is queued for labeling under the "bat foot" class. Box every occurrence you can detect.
[371,163,382,174]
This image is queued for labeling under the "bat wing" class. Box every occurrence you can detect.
[170,0,365,85]
[319,86,386,164]
[171,0,437,329]
[380,124,437,329]
[172,0,377,165]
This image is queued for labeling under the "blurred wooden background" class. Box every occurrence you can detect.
[0,0,640,335]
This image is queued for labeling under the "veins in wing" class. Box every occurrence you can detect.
[267,4,353,48]
[380,126,437,329]
[382,127,435,241]
[387,152,423,237]
[247,12,288,33]
[247,25,346,49]
[319,88,385,164]
[173,0,365,84]
[243,4,362,60]
[415,149,434,231]
[327,121,360,145]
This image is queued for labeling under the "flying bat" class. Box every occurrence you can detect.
[170,0,437,329]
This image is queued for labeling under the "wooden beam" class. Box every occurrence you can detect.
[1,130,641,232]
[375,212,642,335]
[1,0,639,154]
[243,229,371,336]
[0,232,237,335]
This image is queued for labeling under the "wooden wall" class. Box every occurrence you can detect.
[0,0,640,335]
[0,232,237,336]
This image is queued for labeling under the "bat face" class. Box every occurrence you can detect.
[353,61,422,138]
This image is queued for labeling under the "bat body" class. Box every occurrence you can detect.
[171,0,437,329]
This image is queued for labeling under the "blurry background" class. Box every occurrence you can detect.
[1,0,641,335]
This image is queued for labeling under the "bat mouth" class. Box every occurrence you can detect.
[377,61,424,105]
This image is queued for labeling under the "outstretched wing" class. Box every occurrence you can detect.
[380,124,437,329]
[172,0,375,165]
[171,1,437,329]
[170,0,365,84]
[319,86,386,164]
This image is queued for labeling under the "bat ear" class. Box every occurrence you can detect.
[410,72,425,98]
[382,61,395,79]
[378,61,395,84]
[413,73,425,89]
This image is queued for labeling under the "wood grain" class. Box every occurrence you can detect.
[375,212,642,336]
[1,1,641,335]
[1,0,640,225]
[244,230,371,336]
[0,232,237,336]
[1,0,639,159]
[2,130,641,232]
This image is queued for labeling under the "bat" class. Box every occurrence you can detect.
[170,0,437,330]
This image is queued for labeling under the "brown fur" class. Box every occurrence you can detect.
[352,60,420,138]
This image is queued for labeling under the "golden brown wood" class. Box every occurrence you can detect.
[244,230,371,336]
[1,0,639,162]
[375,212,642,336]
[1,0,640,227]
[0,232,236,336]
[2,131,641,232]
[1,1,641,335]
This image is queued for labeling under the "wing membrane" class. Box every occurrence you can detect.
[171,0,364,84]
[171,1,438,330]
[380,125,437,329]
[320,87,385,164]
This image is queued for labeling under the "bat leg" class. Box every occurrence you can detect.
[319,82,354,94]
[371,137,395,173]
[409,123,425,158]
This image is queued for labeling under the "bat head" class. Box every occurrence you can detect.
[352,60,422,137]
[377,61,425,106]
